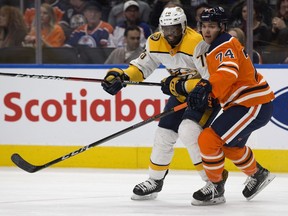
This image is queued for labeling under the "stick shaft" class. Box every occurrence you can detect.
[0,72,161,86]
[11,102,187,173]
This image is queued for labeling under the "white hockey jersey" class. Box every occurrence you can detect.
[124,27,210,82]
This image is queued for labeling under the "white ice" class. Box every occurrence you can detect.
[0,167,287,216]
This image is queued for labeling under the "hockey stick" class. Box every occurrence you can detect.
[0,72,161,86]
[11,102,187,173]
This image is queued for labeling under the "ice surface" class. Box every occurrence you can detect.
[0,168,287,216]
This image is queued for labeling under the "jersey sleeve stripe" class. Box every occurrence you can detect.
[220,61,239,69]
[217,67,238,78]
[233,88,274,104]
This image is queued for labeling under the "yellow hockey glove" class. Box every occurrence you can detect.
[161,76,187,97]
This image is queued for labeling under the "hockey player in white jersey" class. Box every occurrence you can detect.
[102,6,227,201]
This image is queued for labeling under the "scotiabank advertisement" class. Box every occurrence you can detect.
[0,67,168,147]
[0,66,287,149]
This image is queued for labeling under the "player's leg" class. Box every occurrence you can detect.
[221,103,275,200]
[179,105,229,206]
[131,97,184,200]
[179,105,221,182]
[192,105,256,205]
[191,127,227,206]
[224,146,275,200]
[178,119,207,181]
[192,103,275,205]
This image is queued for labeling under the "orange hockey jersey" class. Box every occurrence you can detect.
[24,7,64,30]
[206,33,274,110]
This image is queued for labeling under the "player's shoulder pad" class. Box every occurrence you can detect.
[147,32,167,52]
[150,32,161,41]
[194,40,210,57]
[180,28,203,55]
[185,27,203,43]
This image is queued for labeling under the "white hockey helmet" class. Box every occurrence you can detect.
[159,7,187,34]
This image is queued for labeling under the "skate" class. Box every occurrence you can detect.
[242,163,276,200]
[191,169,228,206]
[131,170,168,200]
[131,178,164,200]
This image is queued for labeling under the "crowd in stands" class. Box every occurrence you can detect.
[0,0,287,64]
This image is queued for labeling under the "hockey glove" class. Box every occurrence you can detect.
[101,68,129,95]
[187,79,212,110]
[161,76,187,97]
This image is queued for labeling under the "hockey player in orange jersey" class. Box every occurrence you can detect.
[187,6,276,206]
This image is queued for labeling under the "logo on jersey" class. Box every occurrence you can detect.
[150,33,161,41]
[270,86,288,131]
[78,35,97,47]
[167,68,199,77]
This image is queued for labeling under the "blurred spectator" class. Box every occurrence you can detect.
[60,0,89,42]
[111,0,152,48]
[269,13,288,64]
[271,15,288,45]
[108,0,151,27]
[0,5,28,48]
[92,0,111,22]
[105,25,144,64]
[229,0,273,28]
[276,0,288,25]
[231,1,271,49]
[228,27,263,64]
[23,0,71,31]
[272,0,288,64]
[228,27,246,45]
[23,3,66,47]
[64,2,113,48]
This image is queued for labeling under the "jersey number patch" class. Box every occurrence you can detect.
[215,49,235,62]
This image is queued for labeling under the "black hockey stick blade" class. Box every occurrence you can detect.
[11,153,45,173]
